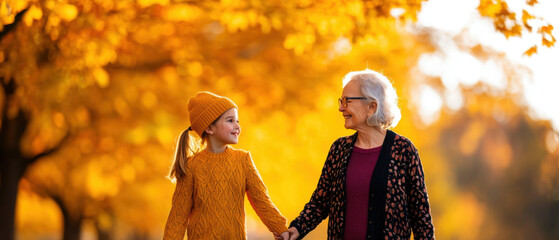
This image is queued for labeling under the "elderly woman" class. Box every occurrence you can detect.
[286,70,434,240]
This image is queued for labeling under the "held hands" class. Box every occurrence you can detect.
[274,227,300,240]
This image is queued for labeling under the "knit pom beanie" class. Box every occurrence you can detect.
[187,91,237,137]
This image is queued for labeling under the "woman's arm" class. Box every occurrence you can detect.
[244,152,288,235]
[405,141,435,240]
[163,169,194,240]
[289,140,339,238]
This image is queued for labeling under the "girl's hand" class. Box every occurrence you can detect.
[287,227,300,240]
[273,231,290,240]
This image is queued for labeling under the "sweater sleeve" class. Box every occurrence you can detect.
[163,166,194,240]
[244,152,288,235]
[405,141,435,240]
[289,139,338,239]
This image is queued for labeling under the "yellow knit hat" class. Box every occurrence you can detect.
[187,91,237,137]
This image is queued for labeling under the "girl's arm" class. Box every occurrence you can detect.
[244,152,288,235]
[163,169,194,240]
[405,141,435,240]
[289,139,338,239]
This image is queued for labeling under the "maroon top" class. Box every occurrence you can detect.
[343,145,381,240]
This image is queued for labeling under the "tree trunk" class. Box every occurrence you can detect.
[0,8,52,240]
[0,155,25,240]
[63,216,83,240]
[54,196,83,240]
[95,214,114,240]
[96,226,111,240]
[0,86,30,240]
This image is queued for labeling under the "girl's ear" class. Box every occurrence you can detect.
[204,125,214,135]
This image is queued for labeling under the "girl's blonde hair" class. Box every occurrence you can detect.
[168,129,206,181]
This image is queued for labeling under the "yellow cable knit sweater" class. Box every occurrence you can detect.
[163,146,288,239]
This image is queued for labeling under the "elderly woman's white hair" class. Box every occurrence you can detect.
[342,69,401,129]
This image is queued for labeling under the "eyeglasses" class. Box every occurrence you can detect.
[338,97,367,108]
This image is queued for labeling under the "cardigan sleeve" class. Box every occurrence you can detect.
[163,164,194,240]
[244,152,288,235]
[289,139,339,239]
[405,141,435,240]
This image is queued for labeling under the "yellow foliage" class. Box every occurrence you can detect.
[481,131,512,171]
[155,125,173,145]
[437,193,484,239]
[93,67,110,88]
[137,0,169,8]
[523,45,537,56]
[459,120,485,156]
[220,0,249,9]
[283,32,315,55]
[478,0,502,17]
[121,163,136,182]
[56,3,78,22]
[23,4,42,26]
[127,127,148,145]
[86,161,121,198]
[163,4,203,22]
[141,91,157,109]
[52,111,65,128]
[220,10,261,32]
[16,184,61,236]
[187,61,203,77]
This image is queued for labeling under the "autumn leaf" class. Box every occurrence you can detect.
[539,24,556,47]
[526,0,538,6]
[523,45,537,56]
[522,10,534,32]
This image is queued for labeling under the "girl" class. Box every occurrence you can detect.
[163,91,289,239]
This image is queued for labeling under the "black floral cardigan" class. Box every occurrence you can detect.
[290,130,434,239]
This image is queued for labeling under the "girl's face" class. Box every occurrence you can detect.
[208,108,241,145]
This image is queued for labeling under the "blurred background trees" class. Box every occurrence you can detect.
[1,0,557,239]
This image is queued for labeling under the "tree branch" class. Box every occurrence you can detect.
[26,132,71,165]
[0,8,29,40]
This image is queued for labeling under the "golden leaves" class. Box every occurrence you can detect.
[137,0,170,8]
[86,160,121,198]
[162,4,203,22]
[478,0,555,56]
[187,61,203,77]
[1,0,29,25]
[539,24,556,47]
[459,120,485,156]
[93,67,110,88]
[522,23,556,56]
[522,9,534,31]
[523,45,537,56]
[526,0,538,6]
[56,4,78,22]
[141,91,157,109]
[283,32,315,55]
[23,4,42,26]
[220,10,263,32]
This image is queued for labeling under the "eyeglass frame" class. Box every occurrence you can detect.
[338,97,367,108]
